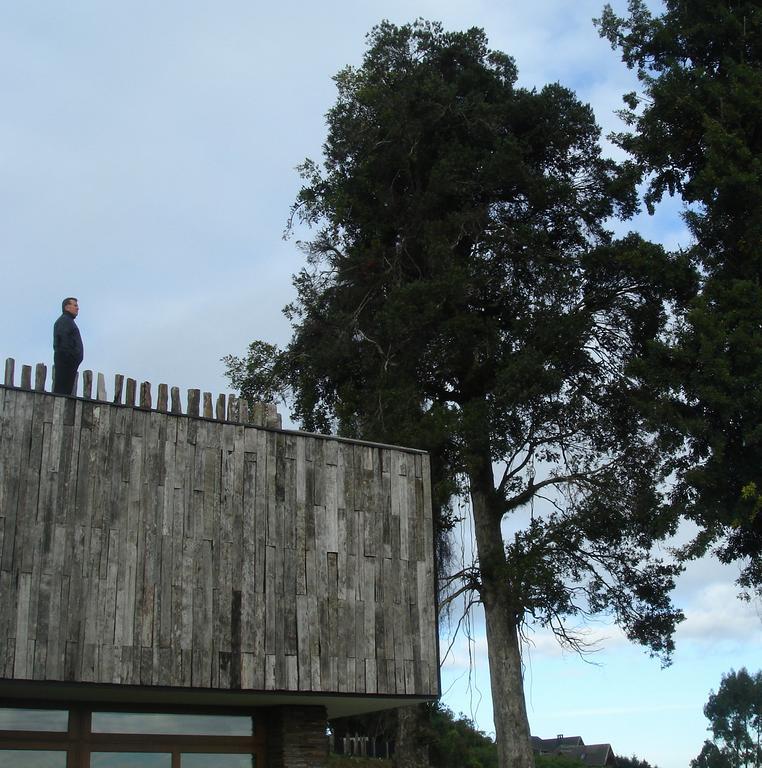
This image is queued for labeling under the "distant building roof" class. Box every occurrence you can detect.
[533,736,585,751]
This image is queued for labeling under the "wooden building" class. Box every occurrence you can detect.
[0,359,439,767]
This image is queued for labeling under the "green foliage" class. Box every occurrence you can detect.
[222,340,285,406]
[427,704,498,768]
[692,741,732,768]
[598,0,762,594]
[535,754,586,768]
[691,668,762,768]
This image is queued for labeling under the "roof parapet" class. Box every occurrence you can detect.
[2,356,281,429]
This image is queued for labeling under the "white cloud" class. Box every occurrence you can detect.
[678,581,762,646]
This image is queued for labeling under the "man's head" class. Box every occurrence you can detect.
[62,297,79,317]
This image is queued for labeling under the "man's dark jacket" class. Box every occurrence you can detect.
[53,311,84,367]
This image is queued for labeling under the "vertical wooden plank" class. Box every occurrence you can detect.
[96,373,107,401]
[44,534,65,679]
[363,556,376,682]
[34,363,47,392]
[0,574,16,676]
[295,437,308,596]
[125,378,137,407]
[241,446,257,643]
[82,370,93,399]
[215,394,225,421]
[170,387,182,414]
[265,544,277,661]
[305,549,320,690]
[227,395,239,423]
[203,392,213,419]
[114,533,138,653]
[187,389,200,418]
[296,592,311,691]
[324,448,339,554]
[113,374,124,404]
[0,390,24,573]
[19,394,45,573]
[157,384,169,412]
[265,653,276,689]
[3,358,14,387]
[140,382,152,409]
[13,572,32,677]
[265,403,281,429]
[20,365,32,390]
[191,539,213,688]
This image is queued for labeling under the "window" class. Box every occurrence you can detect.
[0,749,67,767]
[181,755,254,767]
[91,713,254,737]
[90,755,171,768]
[0,706,263,768]
[0,708,68,732]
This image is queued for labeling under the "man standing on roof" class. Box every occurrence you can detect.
[53,297,83,395]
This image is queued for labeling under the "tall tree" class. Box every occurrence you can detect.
[597,0,762,595]
[226,21,689,767]
[691,668,762,768]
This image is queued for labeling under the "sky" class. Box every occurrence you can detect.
[1,2,759,767]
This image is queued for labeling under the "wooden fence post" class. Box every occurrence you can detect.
[125,378,137,407]
[3,358,14,387]
[157,384,168,412]
[187,389,200,418]
[97,373,107,401]
[140,382,152,409]
[114,374,124,404]
[83,370,93,399]
[34,363,47,392]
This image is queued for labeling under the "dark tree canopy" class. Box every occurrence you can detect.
[617,755,660,768]
[226,20,690,767]
[691,668,762,768]
[598,0,762,593]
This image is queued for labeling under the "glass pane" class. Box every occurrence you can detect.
[0,707,68,731]
[90,753,171,768]
[92,712,254,736]
[182,755,255,768]
[0,750,66,768]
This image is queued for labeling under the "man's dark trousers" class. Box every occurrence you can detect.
[53,354,78,395]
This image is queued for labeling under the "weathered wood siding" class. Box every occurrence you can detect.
[0,382,438,697]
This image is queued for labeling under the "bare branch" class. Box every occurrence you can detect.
[438,583,481,613]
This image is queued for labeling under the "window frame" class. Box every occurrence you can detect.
[0,702,265,768]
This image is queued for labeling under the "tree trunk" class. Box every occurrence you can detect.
[394,705,430,768]
[469,457,534,768]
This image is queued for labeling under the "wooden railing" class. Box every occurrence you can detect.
[2,357,281,429]
[330,733,394,759]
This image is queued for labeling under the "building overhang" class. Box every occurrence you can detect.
[0,678,436,718]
